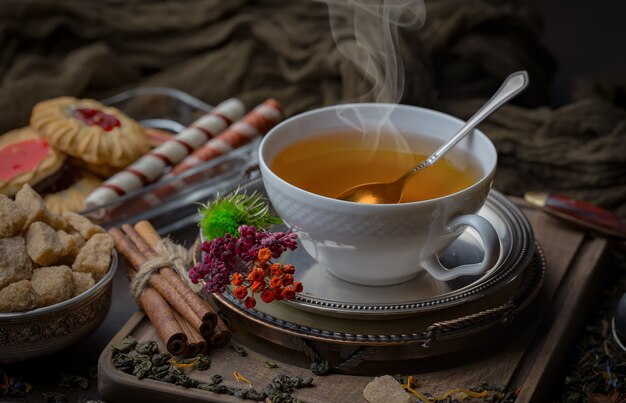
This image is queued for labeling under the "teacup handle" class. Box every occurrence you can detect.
[421,214,501,281]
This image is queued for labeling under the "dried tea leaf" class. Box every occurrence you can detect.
[310,360,331,376]
[151,352,172,367]
[233,388,251,399]
[132,360,152,380]
[264,361,279,369]
[291,376,313,388]
[111,352,134,374]
[135,340,158,355]
[207,384,230,394]
[211,374,223,385]
[244,389,266,400]
[194,355,211,371]
[174,373,198,388]
[112,335,137,354]
[109,337,316,401]
[59,373,89,389]
[149,365,170,380]
[230,344,247,357]
[41,392,68,403]
[197,383,214,391]
[263,374,314,401]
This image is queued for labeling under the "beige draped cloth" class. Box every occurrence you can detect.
[1,0,624,215]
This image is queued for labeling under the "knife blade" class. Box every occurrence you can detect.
[524,191,626,240]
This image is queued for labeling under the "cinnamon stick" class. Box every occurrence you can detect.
[211,316,232,348]
[120,224,205,333]
[108,228,187,356]
[133,220,219,330]
[109,228,145,270]
[141,288,188,356]
[174,311,207,356]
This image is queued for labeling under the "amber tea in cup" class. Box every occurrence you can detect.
[270,130,480,203]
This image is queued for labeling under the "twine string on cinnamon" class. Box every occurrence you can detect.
[130,237,199,303]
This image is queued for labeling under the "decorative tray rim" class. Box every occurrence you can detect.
[210,243,545,346]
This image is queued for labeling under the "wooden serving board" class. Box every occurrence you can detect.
[98,200,609,403]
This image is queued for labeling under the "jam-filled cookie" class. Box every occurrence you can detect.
[30,97,150,168]
[0,127,66,196]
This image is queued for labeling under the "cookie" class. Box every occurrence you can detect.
[0,127,66,196]
[44,171,102,214]
[68,157,121,179]
[30,97,150,168]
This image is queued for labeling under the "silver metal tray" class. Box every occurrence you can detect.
[208,244,544,359]
[193,178,544,362]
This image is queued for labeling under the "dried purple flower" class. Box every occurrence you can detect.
[190,225,298,294]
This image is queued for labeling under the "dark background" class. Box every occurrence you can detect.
[529,0,626,107]
[1,1,626,402]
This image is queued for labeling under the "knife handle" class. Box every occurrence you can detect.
[525,192,626,239]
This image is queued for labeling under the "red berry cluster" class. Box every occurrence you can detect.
[230,247,303,308]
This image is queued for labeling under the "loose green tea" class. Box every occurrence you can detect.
[110,337,314,402]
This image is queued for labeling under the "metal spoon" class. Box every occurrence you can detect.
[336,71,529,204]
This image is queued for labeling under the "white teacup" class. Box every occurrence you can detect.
[259,103,500,286]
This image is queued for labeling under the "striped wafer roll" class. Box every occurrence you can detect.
[170,98,283,175]
[112,99,284,215]
[83,98,245,209]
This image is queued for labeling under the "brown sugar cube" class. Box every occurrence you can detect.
[0,236,34,289]
[0,194,27,237]
[13,184,67,231]
[363,375,412,403]
[71,271,95,297]
[14,184,48,227]
[62,211,105,240]
[31,265,73,307]
[0,280,37,312]
[46,211,69,231]
[57,230,85,260]
[26,222,64,266]
[72,233,114,281]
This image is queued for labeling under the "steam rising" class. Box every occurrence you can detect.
[321,0,426,144]
[325,0,425,104]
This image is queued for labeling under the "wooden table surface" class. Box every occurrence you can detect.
[93,198,610,403]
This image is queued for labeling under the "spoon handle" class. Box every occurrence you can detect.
[399,71,529,183]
